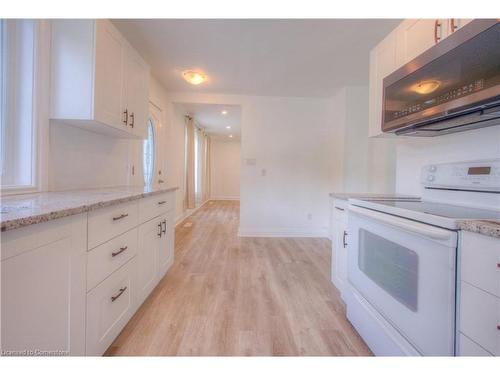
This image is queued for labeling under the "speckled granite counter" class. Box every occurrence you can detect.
[329,192,420,201]
[1,186,178,232]
[457,219,500,239]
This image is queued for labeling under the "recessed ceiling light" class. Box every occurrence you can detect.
[182,70,207,85]
[226,126,231,129]
[221,110,228,115]
[229,134,233,138]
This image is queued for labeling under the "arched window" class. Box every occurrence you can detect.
[143,119,155,186]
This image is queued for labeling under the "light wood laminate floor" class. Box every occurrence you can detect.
[106,200,371,356]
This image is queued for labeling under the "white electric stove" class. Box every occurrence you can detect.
[344,159,500,356]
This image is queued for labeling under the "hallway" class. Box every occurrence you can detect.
[106,200,371,356]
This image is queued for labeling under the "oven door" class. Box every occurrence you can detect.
[347,205,457,355]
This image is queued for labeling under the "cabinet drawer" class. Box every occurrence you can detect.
[460,282,500,355]
[88,201,138,249]
[87,228,138,291]
[459,334,492,356]
[86,257,136,356]
[461,231,500,297]
[138,192,173,223]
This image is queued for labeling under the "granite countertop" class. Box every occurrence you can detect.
[329,192,420,201]
[1,186,178,232]
[457,219,500,239]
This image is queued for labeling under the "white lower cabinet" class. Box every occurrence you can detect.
[458,231,500,356]
[331,198,348,300]
[1,215,87,356]
[137,218,161,306]
[1,190,176,356]
[86,257,137,356]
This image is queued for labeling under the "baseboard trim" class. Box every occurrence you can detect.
[238,227,329,238]
[210,196,240,201]
[175,199,210,227]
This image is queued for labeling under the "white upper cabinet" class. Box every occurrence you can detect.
[123,45,150,139]
[368,31,397,138]
[51,19,150,139]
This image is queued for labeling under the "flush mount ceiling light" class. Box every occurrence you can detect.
[182,70,207,85]
[225,126,231,129]
[221,110,228,115]
[411,80,441,95]
[229,134,233,138]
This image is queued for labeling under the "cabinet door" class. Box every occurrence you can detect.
[158,211,175,280]
[395,19,449,67]
[137,219,160,307]
[368,31,397,137]
[331,203,348,297]
[94,20,126,131]
[124,46,150,139]
[1,216,86,355]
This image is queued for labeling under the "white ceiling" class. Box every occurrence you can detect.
[113,19,400,97]
[176,103,241,140]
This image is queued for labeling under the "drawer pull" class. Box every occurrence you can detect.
[335,206,345,211]
[110,286,127,302]
[162,219,166,235]
[112,213,129,221]
[158,222,162,238]
[157,200,167,205]
[111,246,128,257]
[497,325,500,331]
[497,263,500,268]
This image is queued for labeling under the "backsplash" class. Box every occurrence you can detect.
[49,122,143,191]
[395,125,500,196]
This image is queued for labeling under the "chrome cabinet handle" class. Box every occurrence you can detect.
[111,286,127,302]
[434,20,442,44]
[111,246,127,257]
[158,222,162,237]
[129,112,134,128]
[123,109,128,125]
[162,220,166,235]
[157,200,167,205]
[343,231,348,248]
[335,206,344,212]
[112,213,129,221]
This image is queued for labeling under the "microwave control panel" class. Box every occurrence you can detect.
[421,159,500,192]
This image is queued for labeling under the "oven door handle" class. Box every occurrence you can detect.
[349,205,454,241]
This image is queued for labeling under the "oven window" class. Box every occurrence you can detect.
[358,229,419,311]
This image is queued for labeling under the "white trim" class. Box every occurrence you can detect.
[210,196,240,201]
[238,227,329,238]
[175,199,211,227]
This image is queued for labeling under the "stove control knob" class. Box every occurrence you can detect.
[428,165,437,172]
[427,174,435,182]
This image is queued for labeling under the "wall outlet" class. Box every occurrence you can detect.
[307,213,312,220]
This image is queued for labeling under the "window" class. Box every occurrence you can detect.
[143,119,155,186]
[0,20,37,191]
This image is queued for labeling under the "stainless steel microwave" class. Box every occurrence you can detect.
[382,20,500,136]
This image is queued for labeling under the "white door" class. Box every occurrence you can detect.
[149,104,166,189]
[136,219,160,307]
[347,205,457,355]
[93,20,126,130]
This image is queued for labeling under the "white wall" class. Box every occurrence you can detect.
[395,126,500,196]
[210,140,240,200]
[327,86,396,194]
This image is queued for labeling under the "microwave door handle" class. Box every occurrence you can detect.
[348,205,453,241]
